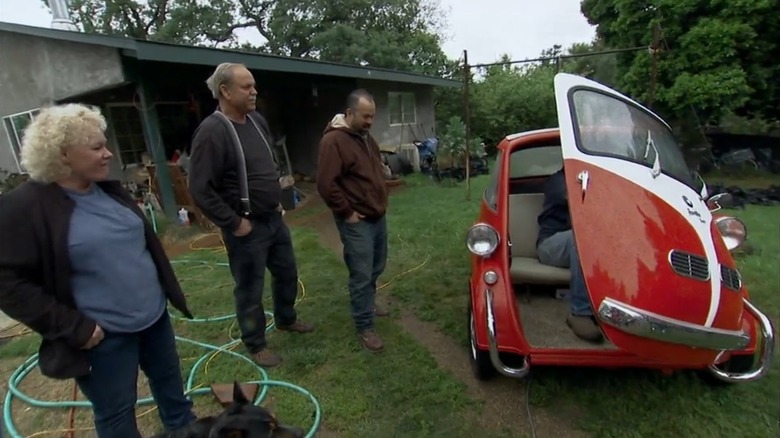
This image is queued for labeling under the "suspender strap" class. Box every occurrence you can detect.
[246,113,280,172]
[212,110,252,217]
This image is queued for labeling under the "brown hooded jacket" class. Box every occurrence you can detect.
[316,114,388,220]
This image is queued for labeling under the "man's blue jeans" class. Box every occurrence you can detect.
[75,312,196,438]
[334,214,388,333]
[222,213,299,354]
[537,230,593,316]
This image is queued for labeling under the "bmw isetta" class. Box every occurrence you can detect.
[465,73,775,383]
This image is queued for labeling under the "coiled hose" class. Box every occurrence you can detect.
[3,260,321,438]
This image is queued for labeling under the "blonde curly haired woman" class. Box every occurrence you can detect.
[0,103,197,437]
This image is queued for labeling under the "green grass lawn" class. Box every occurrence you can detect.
[384,172,780,438]
[1,225,501,437]
[2,169,777,438]
[165,233,496,438]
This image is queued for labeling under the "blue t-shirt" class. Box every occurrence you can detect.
[65,184,167,333]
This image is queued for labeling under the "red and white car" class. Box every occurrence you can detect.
[466,73,775,384]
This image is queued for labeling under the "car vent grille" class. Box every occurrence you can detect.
[668,250,709,281]
[720,266,742,291]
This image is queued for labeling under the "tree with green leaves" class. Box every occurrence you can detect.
[43,0,453,75]
[580,0,780,126]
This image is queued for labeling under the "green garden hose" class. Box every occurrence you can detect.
[2,260,322,438]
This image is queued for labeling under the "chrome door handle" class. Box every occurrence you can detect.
[577,170,589,199]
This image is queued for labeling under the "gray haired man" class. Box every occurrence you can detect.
[188,63,314,368]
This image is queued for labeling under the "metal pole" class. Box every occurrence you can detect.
[463,49,471,200]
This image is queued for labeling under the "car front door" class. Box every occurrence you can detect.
[553,73,746,364]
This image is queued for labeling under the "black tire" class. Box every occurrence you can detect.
[696,354,755,386]
[467,293,497,381]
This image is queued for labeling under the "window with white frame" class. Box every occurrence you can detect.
[2,109,40,172]
[388,92,416,125]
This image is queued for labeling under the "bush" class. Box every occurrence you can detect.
[438,115,484,169]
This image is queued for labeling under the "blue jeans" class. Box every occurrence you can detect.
[75,311,195,438]
[334,214,388,333]
[537,230,592,316]
[222,213,299,353]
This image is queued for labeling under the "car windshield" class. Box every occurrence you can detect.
[570,89,696,190]
[510,145,563,179]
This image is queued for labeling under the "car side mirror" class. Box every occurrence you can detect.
[707,193,734,212]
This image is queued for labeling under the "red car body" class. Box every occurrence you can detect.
[466,73,774,384]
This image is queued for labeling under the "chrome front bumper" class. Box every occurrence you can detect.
[597,298,751,350]
[598,297,775,383]
[707,299,776,383]
[484,288,530,378]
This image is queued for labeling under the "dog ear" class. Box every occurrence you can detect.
[232,381,249,405]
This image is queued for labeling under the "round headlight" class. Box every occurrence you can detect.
[466,223,500,257]
[715,216,747,251]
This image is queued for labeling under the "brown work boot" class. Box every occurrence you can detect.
[374,305,390,317]
[566,315,604,344]
[251,349,282,368]
[358,329,384,352]
[276,320,315,334]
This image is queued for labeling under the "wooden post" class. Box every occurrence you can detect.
[463,49,471,201]
[136,82,177,220]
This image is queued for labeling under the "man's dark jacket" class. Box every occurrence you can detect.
[536,168,571,248]
[188,110,277,232]
[0,180,193,379]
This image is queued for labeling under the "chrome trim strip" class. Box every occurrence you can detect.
[484,288,530,378]
[707,298,776,383]
[597,297,751,350]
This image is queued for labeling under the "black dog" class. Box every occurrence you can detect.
[151,382,305,438]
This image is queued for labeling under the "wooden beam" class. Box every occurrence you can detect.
[135,81,177,220]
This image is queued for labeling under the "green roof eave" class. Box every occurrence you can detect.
[0,21,460,88]
[128,42,461,88]
[0,21,135,49]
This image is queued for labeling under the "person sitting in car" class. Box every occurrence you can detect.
[536,167,604,343]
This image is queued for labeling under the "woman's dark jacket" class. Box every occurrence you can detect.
[0,180,193,379]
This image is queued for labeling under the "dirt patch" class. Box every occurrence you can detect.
[289,184,590,438]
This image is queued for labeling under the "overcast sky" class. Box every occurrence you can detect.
[0,0,596,65]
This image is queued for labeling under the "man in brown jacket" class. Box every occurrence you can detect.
[316,89,389,352]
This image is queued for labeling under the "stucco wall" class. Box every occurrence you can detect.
[356,79,438,148]
[0,32,126,175]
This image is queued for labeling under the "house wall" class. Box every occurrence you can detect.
[274,79,437,178]
[0,32,126,175]
[356,79,438,148]
[268,79,357,177]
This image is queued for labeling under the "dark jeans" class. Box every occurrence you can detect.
[222,213,299,353]
[334,214,388,333]
[537,230,593,316]
[75,311,195,438]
